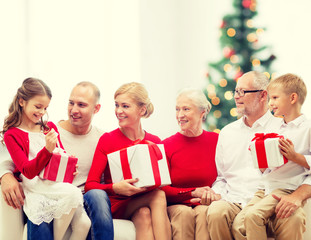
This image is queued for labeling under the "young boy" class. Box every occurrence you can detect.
[232,73,311,240]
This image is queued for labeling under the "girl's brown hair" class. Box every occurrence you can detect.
[1,78,52,139]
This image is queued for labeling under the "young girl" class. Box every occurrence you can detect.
[1,78,90,240]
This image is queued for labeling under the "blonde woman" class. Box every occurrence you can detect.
[85,82,171,240]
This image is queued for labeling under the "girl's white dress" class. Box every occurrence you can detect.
[22,130,83,225]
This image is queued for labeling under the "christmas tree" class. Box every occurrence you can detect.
[204,0,276,132]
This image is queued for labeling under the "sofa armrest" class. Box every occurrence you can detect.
[3,196,136,240]
[0,189,24,240]
[303,199,311,239]
[63,219,136,240]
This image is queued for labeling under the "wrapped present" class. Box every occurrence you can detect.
[108,140,171,188]
[39,148,78,183]
[249,133,288,168]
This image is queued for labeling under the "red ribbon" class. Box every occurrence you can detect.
[42,153,61,181]
[251,133,287,168]
[251,133,283,141]
[119,139,163,186]
[41,153,77,183]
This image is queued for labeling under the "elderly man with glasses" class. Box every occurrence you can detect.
[205,71,311,240]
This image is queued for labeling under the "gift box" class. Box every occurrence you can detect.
[39,148,78,183]
[249,133,288,168]
[108,141,171,188]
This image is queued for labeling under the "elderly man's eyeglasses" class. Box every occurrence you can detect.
[233,89,263,97]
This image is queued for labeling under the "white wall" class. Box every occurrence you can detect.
[0,0,310,140]
[257,0,311,115]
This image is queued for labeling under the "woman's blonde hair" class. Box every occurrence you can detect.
[1,78,52,138]
[114,82,154,118]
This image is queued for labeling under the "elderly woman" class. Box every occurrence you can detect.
[161,88,219,240]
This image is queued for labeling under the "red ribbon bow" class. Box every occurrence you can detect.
[120,139,163,187]
[251,133,284,142]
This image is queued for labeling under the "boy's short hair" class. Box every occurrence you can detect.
[268,73,307,105]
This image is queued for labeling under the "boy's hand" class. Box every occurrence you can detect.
[279,138,298,161]
[259,168,267,173]
[45,129,58,153]
[279,138,310,169]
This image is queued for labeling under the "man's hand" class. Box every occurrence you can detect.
[273,193,302,219]
[0,173,25,209]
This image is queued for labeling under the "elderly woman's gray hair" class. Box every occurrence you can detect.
[177,88,212,121]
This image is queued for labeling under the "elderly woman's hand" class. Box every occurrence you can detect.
[200,191,221,205]
[191,186,213,198]
[190,187,221,205]
[112,178,147,196]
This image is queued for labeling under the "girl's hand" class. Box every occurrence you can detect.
[112,178,147,196]
[73,164,78,178]
[45,129,58,153]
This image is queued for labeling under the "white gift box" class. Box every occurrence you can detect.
[249,133,288,168]
[108,143,171,188]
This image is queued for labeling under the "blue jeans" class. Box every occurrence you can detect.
[27,189,113,240]
[27,219,53,240]
[84,189,114,240]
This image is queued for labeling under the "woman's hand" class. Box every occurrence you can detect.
[45,129,58,153]
[190,186,221,205]
[191,186,213,198]
[112,178,147,196]
[200,191,221,205]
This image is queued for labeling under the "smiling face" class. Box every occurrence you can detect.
[176,95,204,136]
[268,85,291,118]
[234,73,263,117]
[19,94,50,126]
[115,93,146,129]
[67,85,100,129]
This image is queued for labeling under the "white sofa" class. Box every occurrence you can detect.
[0,190,136,240]
[1,190,311,240]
